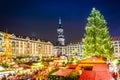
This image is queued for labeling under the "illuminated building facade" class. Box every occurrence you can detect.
[63,40,83,57]
[112,36,120,58]
[0,32,54,58]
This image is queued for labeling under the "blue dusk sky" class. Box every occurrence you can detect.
[0,0,120,43]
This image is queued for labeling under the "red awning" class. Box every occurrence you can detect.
[79,70,96,80]
[52,69,73,77]
[67,64,77,69]
[93,64,108,71]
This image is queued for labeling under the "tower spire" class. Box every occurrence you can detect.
[59,17,61,25]
[57,17,65,46]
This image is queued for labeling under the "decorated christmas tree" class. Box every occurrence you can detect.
[83,8,114,59]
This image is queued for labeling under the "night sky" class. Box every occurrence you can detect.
[0,0,120,44]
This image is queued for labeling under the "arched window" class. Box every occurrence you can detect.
[12,41,15,47]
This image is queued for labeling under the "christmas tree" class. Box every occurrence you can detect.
[83,8,114,59]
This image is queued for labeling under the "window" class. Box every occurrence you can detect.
[115,45,118,47]
[12,41,15,47]
[115,50,118,53]
[114,42,118,44]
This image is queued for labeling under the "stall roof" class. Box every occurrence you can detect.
[52,69,73,77]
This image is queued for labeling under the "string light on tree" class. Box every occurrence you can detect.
[83,8,114,59]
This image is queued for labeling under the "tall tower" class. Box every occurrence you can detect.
[57,17,65,46]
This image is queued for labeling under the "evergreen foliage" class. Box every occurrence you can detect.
[83,8,114,59]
